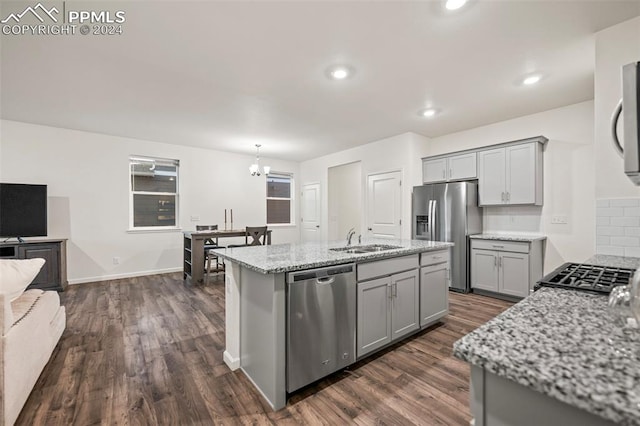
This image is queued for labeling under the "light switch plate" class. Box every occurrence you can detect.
[551,215,568,224]
[190,215,200,222]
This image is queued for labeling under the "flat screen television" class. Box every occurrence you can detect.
[0,183,48,240]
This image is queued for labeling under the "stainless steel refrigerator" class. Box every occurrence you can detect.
[412,182,482,293]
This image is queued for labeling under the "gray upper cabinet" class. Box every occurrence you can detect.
[478,141,544,206]
[423,152,477,183]
[423,157,448,183]
[423,136,547,206]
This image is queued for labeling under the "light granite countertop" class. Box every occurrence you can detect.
[212,239,453,274]
[585,254,640,270]
[453,287,640,426]
[469,233,547,242]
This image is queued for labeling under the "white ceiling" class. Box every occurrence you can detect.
[1,1,639,161]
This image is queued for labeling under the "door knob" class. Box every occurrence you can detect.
[316,225,320,228]
[367,227,373,231]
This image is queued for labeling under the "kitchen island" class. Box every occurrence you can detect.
[453,286,640,426]
[212,239,453,410]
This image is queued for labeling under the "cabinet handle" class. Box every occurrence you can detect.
[494,256,498,268]
[442,170,445,179]
[393,283,398,298]
[499,257,503,267]
[506,192,510,202]
[388,284,393,299]
[446,268,450,279]
[449,168,452,178]
[501,192,505,202]
[492,245,504,248]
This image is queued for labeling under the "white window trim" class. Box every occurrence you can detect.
[266,172,295,226]
[129,155,180,231]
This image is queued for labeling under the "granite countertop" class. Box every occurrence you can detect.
[453,288,640,426]
[469,233,547,242]
[212,239,453,274]
[585,254,640,270]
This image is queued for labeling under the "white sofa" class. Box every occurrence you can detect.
[1,288,66,425]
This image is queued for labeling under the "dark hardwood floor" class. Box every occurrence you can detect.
[17,273,512,426]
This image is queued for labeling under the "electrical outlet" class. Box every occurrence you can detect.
[190,215,200,222]
[551,215,568,224]
[113,257,120,265]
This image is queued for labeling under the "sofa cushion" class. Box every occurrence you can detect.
[0,258,45,301]
[10,289,45,326]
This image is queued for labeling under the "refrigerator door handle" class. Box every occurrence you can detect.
[431,200,437,241]
[427,200,433,239]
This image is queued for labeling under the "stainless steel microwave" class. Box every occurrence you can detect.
[612,61,640,185]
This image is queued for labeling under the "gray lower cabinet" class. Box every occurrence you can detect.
[471,239,543,298]
[470,366,617,426]
[357,257,420,358]
[357,276,393,357]
[390,270,420,340]
[420,263,449,327]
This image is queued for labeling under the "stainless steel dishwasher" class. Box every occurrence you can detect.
[287,263,356,392]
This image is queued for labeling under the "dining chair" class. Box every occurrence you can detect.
[196,225,225,284]
[228,226,269,248]
[245,226,268,246]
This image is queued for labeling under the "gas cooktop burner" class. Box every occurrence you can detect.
[536,262,635,294]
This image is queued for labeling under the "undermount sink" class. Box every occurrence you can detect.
[330,244,402,254]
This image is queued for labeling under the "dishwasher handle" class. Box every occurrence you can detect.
[288,263,355,283]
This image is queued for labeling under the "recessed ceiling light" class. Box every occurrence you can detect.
[419,108,438,118]
[445,0,467,10]
[327,65,353,80]
[522,74,542,86]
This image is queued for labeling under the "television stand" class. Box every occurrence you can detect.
[0,239,68,292]
[2,237,25,243]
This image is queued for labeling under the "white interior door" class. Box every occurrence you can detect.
[367,171,402,239]
[301,183,321,242]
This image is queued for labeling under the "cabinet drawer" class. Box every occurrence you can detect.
[471,239,529,254]
[357,254,419,282]
[420,249,449,267]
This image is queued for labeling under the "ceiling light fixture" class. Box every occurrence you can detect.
[327,65,353,80]
[419,108,438,118]
[522,74,542,86]
[445,0,467,10]
[249,144,270,176]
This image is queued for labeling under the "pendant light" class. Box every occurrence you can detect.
[249,144,270,176]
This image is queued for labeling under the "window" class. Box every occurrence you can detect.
[266,173,293,225]
[129,156,179,229]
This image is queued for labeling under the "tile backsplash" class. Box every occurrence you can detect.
[596,199,640,257]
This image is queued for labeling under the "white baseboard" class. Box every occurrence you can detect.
[68,267,182,285]
[223,350,240,370]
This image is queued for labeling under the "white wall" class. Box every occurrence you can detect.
[328,161,362,241]
[299,132,430,241]
[417,101,596,273]
[0,120,299,284]
[594,16,640,199]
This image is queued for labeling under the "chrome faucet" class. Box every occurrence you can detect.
[346,228,356,246]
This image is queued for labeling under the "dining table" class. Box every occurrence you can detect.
[182,228,272,284]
